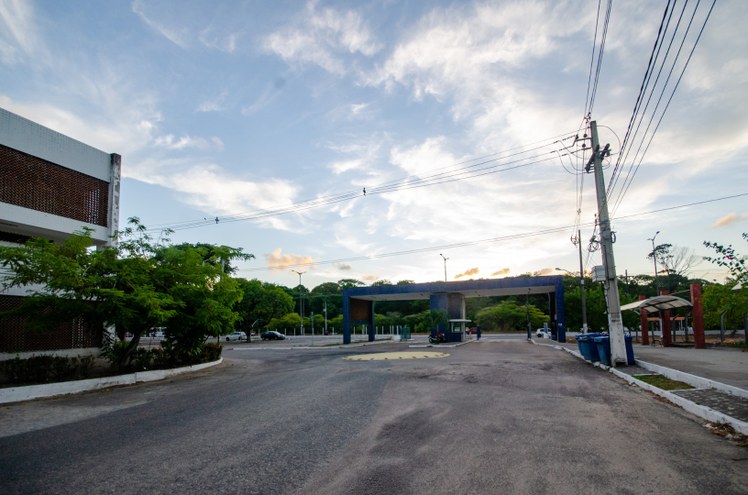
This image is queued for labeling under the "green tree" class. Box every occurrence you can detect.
[309,281,342,319]
[235,279,295,334]
[0,217,251,368]
[411,309,447,333]
[156,243,248,360]
[268,312,301,333]
[704,233,748,286]
[475,301,548,331]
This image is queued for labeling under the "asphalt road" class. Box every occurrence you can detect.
[1,341,746,494]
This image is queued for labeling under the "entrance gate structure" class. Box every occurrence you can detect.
[342,276,566,345]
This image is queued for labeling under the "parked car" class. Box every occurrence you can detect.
[466,327,478,335]
[225,331,247,341]
[261,331,286,340]
[535,328,551,338]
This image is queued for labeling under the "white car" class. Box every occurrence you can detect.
[225,331,247,341]
[535,328,551,338]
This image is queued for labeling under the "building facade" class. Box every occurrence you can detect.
[0,107,121,355]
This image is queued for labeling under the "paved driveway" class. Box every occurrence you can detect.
[1,341,746,494]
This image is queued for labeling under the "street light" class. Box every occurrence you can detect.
[647,230,660,294]
[556,267,588,333]
[440,253,449,282]
[291,269,305,335]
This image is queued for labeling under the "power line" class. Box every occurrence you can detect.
[239,191,748,273]
[606,0,676,199]
[606,0,717,215]
[611,0,717,216]
[585,0,613,117]
[145,130,580,234]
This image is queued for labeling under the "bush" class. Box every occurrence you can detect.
[1,341,222,387]
[1,355,95,385]
[202,342,223,362]
[157,340,223,368]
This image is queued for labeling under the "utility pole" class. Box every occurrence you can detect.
[291,270,305,335]
[323,298,328,335]
[575,229,589,333]
[586,121,627,365]
[440,253,449,282]
[648,231,660,294]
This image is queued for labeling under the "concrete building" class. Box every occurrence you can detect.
[0,107,121,355]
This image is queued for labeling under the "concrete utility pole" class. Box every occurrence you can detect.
[648,231,660,293]
[576,229,589,333]
[586,121,627,365]
[292,270,305,335]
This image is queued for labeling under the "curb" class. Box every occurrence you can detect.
[552,345,748,435]
[0,358,223,405]
[633,359,748,399]
[609,365,748,436]
[555,345,748,436]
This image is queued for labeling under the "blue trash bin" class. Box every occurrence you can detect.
[594,336,611,366]
[576,333,601,362]
[625,335,635,365]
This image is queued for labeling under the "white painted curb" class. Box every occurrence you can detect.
[609,366,748,436]
[556,346,748,436]
[634,359,748,399]
[0,358,223,405]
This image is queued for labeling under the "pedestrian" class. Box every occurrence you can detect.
[477,325,481,340]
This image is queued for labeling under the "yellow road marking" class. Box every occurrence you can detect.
[344,351,449,361]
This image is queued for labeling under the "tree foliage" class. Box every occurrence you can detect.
[703,233,748,286]
[0,217,252,368]
[235,279,294,334]
[475,301,548,331]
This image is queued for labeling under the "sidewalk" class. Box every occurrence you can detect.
[547,339,748,435]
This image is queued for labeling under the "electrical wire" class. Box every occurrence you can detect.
[238,191,748,273]
[144,130,580,234]
[609,0,688,203]
[606,0,675,199]
[587,0,613,117]
[611,0,717,216]
[606,0,717,216]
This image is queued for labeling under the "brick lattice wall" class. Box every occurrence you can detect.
[0,144,110,226]
[0,295,103,353]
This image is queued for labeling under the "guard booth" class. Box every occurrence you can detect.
[447,319,471,343]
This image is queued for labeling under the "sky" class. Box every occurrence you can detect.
[1,0,746,290]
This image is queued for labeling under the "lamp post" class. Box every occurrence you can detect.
[291,269,305,335]
[440,253,449,282]
[648,230,660,294]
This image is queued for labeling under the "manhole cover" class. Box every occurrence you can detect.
[344,351,449,361]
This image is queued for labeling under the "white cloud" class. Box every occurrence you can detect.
[125,157,302,231]
[153,134,224,151]
[131,0,189,48]
[713,213,748,228]
[265,248,315,271]
[263,1,381,75]
[0,0,41,63]
[198,28,239,53]
[197,90,229,113]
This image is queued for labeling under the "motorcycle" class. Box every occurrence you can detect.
[428,331,447,344]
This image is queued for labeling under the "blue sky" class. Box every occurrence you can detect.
[1,0,746,289]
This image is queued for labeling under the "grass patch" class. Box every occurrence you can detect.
[632,374,694,390]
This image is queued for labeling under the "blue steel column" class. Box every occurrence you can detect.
[368,305,375,342]
[429,293,449,332]
[555,278,566,342]
[342,294,351,345]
